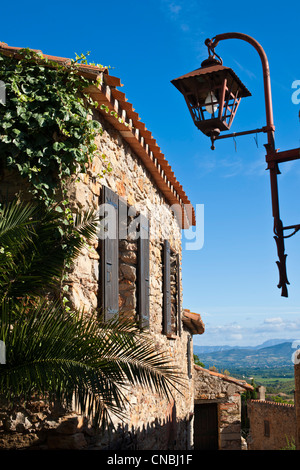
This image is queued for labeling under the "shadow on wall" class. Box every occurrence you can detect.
[219,422,245,450]
[99,418,179,451]
[94,401,193,451]
[0,401,192,451]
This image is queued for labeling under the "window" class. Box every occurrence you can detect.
[99,185,150,327]
[162,240,181,337]
[137,214,150,329]
[100,185,119,322]
[264,420,270,437]
[187,335,192,379]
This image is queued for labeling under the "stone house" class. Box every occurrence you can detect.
[247,399,296,450]
[193,365,253,450]
[245,358,300,450]
[0,43,207,450]
[247,364,300,451]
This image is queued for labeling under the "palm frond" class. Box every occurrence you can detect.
[0,200,36,247]
[0,200,184,430]
[0,299,184,427]
[94,316,184,391]
[0,200,99,300]
[64,208,99,259]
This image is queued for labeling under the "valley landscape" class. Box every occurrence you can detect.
[194,339,297,402]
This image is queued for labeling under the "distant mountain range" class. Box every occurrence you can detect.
[194,339,297,369]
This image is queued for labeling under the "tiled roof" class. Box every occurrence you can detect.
[194,364,254,391]
[0,42,195,228]
[250,399,294,408]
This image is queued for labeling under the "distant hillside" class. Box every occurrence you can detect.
[194,339,296,355]
[194,341,295,370]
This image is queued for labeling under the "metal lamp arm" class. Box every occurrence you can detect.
[206,32,275,143]
[206,33,290,297]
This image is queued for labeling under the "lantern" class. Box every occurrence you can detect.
[171,55,251,149]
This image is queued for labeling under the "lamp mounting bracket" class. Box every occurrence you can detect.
[210,125,275,150]
[204,38,223,65]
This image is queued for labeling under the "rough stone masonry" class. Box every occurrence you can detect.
[0,77,199,450]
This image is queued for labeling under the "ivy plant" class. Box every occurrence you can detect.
[0,48,107,207]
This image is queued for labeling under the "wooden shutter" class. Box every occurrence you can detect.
[163,239,171,335]
[177,253,182,336]
[138,214,150,329]
[187,335,192,378]
[101,185,119,321]
[118,197,128,241]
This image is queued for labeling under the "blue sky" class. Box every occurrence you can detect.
[2,0,300,347]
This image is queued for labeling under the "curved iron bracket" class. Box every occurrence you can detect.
[205,32,300,297]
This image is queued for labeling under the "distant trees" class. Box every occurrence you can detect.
[193,354,205,368]
[193,355,231,376]
[268,395,294,405]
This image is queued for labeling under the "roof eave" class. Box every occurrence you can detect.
[0,42,196,228]
[194,365,254,391]
[182,309,205,335]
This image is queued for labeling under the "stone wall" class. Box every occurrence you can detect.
[247,400,296,450]
[0,398,191,450]
[66,111,184,319]
[294,355,300,449]
[0,108,196,450]
[66,110,195,450]
[0,400,94,450]
[194,366,250,450]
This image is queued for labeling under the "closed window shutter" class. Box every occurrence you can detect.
[138,214,150,329]
[163,239,171,335]
[187,335,192,378]
[177,253,181,336]
[101,185,119,321]
[118,197,128,241]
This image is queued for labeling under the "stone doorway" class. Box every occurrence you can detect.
[194,403,219,450]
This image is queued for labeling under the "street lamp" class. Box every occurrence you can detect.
[172,32,300,297]
[171,51,251,150]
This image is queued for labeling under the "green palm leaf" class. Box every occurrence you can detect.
[0,200,99,300]
[0,299,183,427]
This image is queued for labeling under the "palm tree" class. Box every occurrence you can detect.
[0,201,183,428]
[0,200,97,302]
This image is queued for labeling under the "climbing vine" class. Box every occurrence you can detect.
[0,48,107,208]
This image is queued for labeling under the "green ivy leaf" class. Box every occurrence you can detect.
[0,49,106,214]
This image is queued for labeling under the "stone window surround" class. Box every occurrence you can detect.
[99,185,150,327]
[99,185,183,339]
[264,419,270,437]
[162,240,181,339]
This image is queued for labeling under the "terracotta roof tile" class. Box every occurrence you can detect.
[182,309,205,335]
[250,399,294,408]
[194,364,254,391]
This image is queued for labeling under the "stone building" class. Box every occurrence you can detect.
[246,355,300,451]
[247,400,296,450]
[246,357,300,450]
[294,350,300,450]
[193,365,253,450]
[0,42,206,450]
